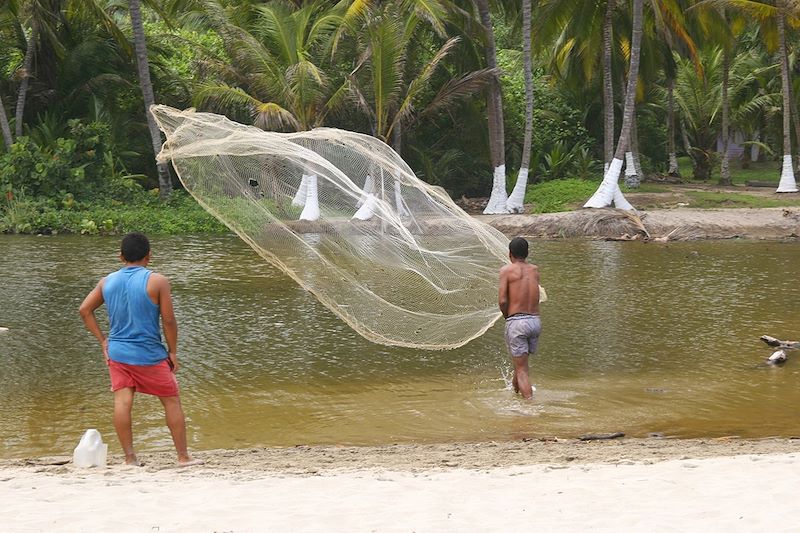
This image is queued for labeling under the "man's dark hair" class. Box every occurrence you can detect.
[509,237,529,259]
[121,232,150,262]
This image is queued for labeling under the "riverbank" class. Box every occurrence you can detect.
[483,206,800,241]
[3,438,799,531]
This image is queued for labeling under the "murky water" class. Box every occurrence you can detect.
[1,234,799,459]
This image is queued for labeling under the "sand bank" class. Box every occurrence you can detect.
[482,207,800,241]
[3,438,799,531]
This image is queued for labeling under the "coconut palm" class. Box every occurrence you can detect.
[689,2,748,184]
[698,0,798,192]
[194,0,351,132]
[127,0,173,198]
[584,0,644,209]
[673,47,723,180]
[506,0,533,213]
[347,3,496,149]
[475,0,507,214]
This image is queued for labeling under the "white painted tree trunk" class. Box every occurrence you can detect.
[292,174,310,206]
[299,175,320,220]
[776,155,798,192]
[393,181,410,216]
[353,194,377,220]
[483,165,508,214]
[357,174,375,207]
[506,167,528,213]
[624,151,640,188]
[668,153,680,176]
[583,158,634,210]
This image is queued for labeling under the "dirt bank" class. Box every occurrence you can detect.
[482,207,800,241]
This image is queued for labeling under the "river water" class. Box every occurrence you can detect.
[1,234,799,459]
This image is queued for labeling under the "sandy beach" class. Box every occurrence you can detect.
[3,438,799,531]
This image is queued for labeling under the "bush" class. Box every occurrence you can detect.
[0,190,226,235]
[0,120,142,202]
[498,51,595,175]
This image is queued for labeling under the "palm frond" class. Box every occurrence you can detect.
[253,101,300,131]
[423,67,497,119]
[391,36,459,129]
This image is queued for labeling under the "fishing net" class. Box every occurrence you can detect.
[152,105,542,350]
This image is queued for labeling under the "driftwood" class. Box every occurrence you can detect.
[760,335,800,350]
[760,336,799,365]
[579,432,625,441]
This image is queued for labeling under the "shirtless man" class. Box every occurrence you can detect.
[498,237,541,399]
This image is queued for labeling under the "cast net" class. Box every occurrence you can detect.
[152,105,538,350]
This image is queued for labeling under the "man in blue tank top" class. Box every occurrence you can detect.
[80,232,201,466]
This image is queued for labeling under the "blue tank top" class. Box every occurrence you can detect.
[102,266,167,366]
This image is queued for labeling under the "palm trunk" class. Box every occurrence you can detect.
[477,0,508,214]
[14,24,38,138]
[776,2,798,192]
[603,0,614,168]
[585,0,643,210]
[719,47,731,186]
[790,83,800,171]
[680,120,692,157]
[0,97,12,150]
[629,116,642,187]
[129,0,172,199]
[667,78,679,176]
[507,0,533,213]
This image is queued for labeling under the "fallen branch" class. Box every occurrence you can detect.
[579,432,625,441]
[760,335,800,350]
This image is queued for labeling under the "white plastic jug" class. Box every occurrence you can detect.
[72,429,108,468]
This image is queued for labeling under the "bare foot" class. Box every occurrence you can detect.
[124,456,143,467]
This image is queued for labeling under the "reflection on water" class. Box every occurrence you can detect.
[1,235,800,458]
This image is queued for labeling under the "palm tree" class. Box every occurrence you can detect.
[774,0,797,191]
[672,47,723,180]
[584,0,644,209]
[506,0,533,213]
[195,0,346,131]
[699,0,798,191]
[348,3,496,149]
[603,0,615,169]
[0,97,11,149]
[688,2,746,185]
[128,0,172,198]
[14,12,38,138]
[476,0,507,214]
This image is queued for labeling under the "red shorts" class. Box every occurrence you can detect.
[108,359,179,397]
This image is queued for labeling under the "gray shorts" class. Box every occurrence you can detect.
[504,314,541,357]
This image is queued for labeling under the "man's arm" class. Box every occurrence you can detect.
[498,267,509,318]
[79,280,108,362]
[153,274,179,372]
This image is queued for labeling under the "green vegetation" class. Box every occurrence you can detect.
[2,1,800,234]
[676,157,780,185]
[524,179,600,213]
[684,191,800,209]
[1,191,224,235]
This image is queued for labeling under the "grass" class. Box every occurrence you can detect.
[524,178,600,213]
[676,156,780,185]
[684,191,800,209]
[521,160,800,213]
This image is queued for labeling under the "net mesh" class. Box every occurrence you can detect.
[152,105,529,350]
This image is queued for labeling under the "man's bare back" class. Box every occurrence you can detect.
[498,262,539,318]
